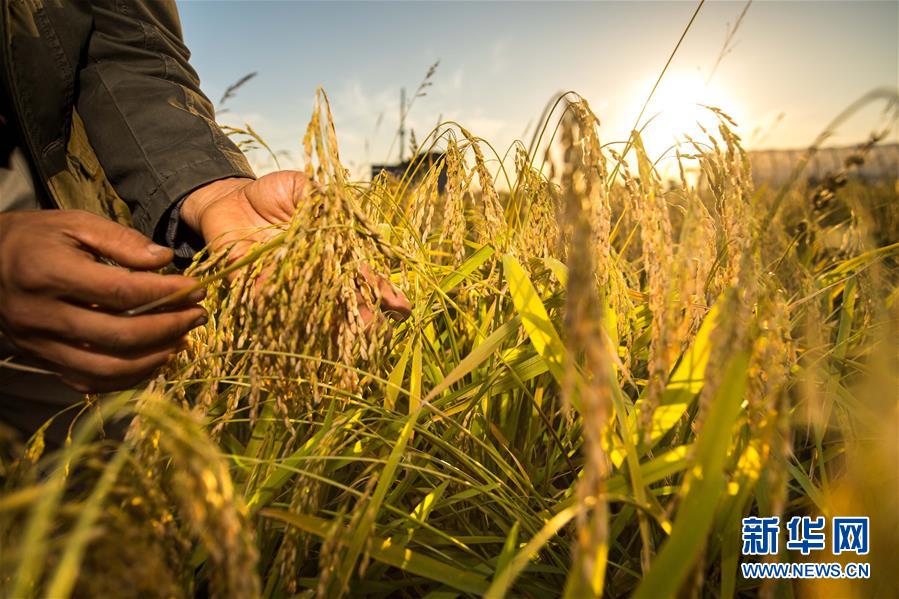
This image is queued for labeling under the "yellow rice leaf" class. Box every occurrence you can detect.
[608,299,721,467]
[502,254,566,385]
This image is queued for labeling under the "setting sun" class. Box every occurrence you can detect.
[634,71,743,169]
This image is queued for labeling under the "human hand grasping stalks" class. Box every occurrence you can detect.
[181,170,412,322]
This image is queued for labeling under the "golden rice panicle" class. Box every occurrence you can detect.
[629,133,676,440]
[460,127,507,248]
[420,168,440,249]
[671,152,716,344]
[601,151,641,366]
[130,391,260,599]
[512,143,560,261]
[746,290,794,591]
[800,131,894,278]
[689,116,755,296]
[253,200,383,413]
[567,99,639,378]
[758,303,795,599]
[312,508,347,598]
[365,170,395,226]
[167,240,280,431]
[569,99,612,279]
[320,475,378,598]
[269,427,348,595]
[181,92,396,424]
[437,138,468,263]
[73,438,193,598]
[747,289,793,426]
[743,290,793,560]
[795,289,832,435]
[303,88,346,186]
[558,107,613,596]
[810,130,886,217]
[74,505,191,598]
[696,236,760,428]
[303,98,320,182]
[408,164,440,249]
[670,117,761,427]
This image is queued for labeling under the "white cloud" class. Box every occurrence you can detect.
[449,67,464,91]
[490,39,509,73]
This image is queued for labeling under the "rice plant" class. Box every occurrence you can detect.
[1,86,897,598]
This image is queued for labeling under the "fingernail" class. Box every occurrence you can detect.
[147,243,170,256]
[188,287,207,303]
[192,313,208,328]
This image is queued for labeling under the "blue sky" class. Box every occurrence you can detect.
[178,1,898,175]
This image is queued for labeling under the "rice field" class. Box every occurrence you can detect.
[1,86,897,598]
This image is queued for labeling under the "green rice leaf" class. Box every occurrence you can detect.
[633,350,750,599]
[494,520,520,579]
[424,316,520,402]
[262,509,490,595]
[333,365,426,591]
[437,244,495,294]
[484,505,580,599]
[385,338,413,411]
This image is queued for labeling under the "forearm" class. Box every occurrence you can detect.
[78,0,254,245]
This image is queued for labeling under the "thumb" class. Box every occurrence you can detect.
[63,211,174,270]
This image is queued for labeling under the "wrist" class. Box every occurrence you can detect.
[181,177,253,234]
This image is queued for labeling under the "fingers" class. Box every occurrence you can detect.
[56,254,200,311]
[358,263,412,322]
[355,288,375,328]
[0,210,205,393]
[376,276,412,320]
[59,210,174,270]
[5,211,199,312]
[244,170,315,222]
[17,335,187,393]
[52,303,207,353]
[7,296,205,391]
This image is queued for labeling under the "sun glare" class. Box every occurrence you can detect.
[635,72,742,174]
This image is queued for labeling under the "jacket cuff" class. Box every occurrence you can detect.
[137,156,255,264]
[157,197,204,267]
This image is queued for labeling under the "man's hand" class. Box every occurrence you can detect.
[0,210,207,392]
[182,171,412,320]
[180,173,303,257]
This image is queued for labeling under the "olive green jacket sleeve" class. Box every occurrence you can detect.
[76,0,255,245]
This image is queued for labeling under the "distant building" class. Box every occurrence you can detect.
[748,143,898,187]
[371,151,448,193]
